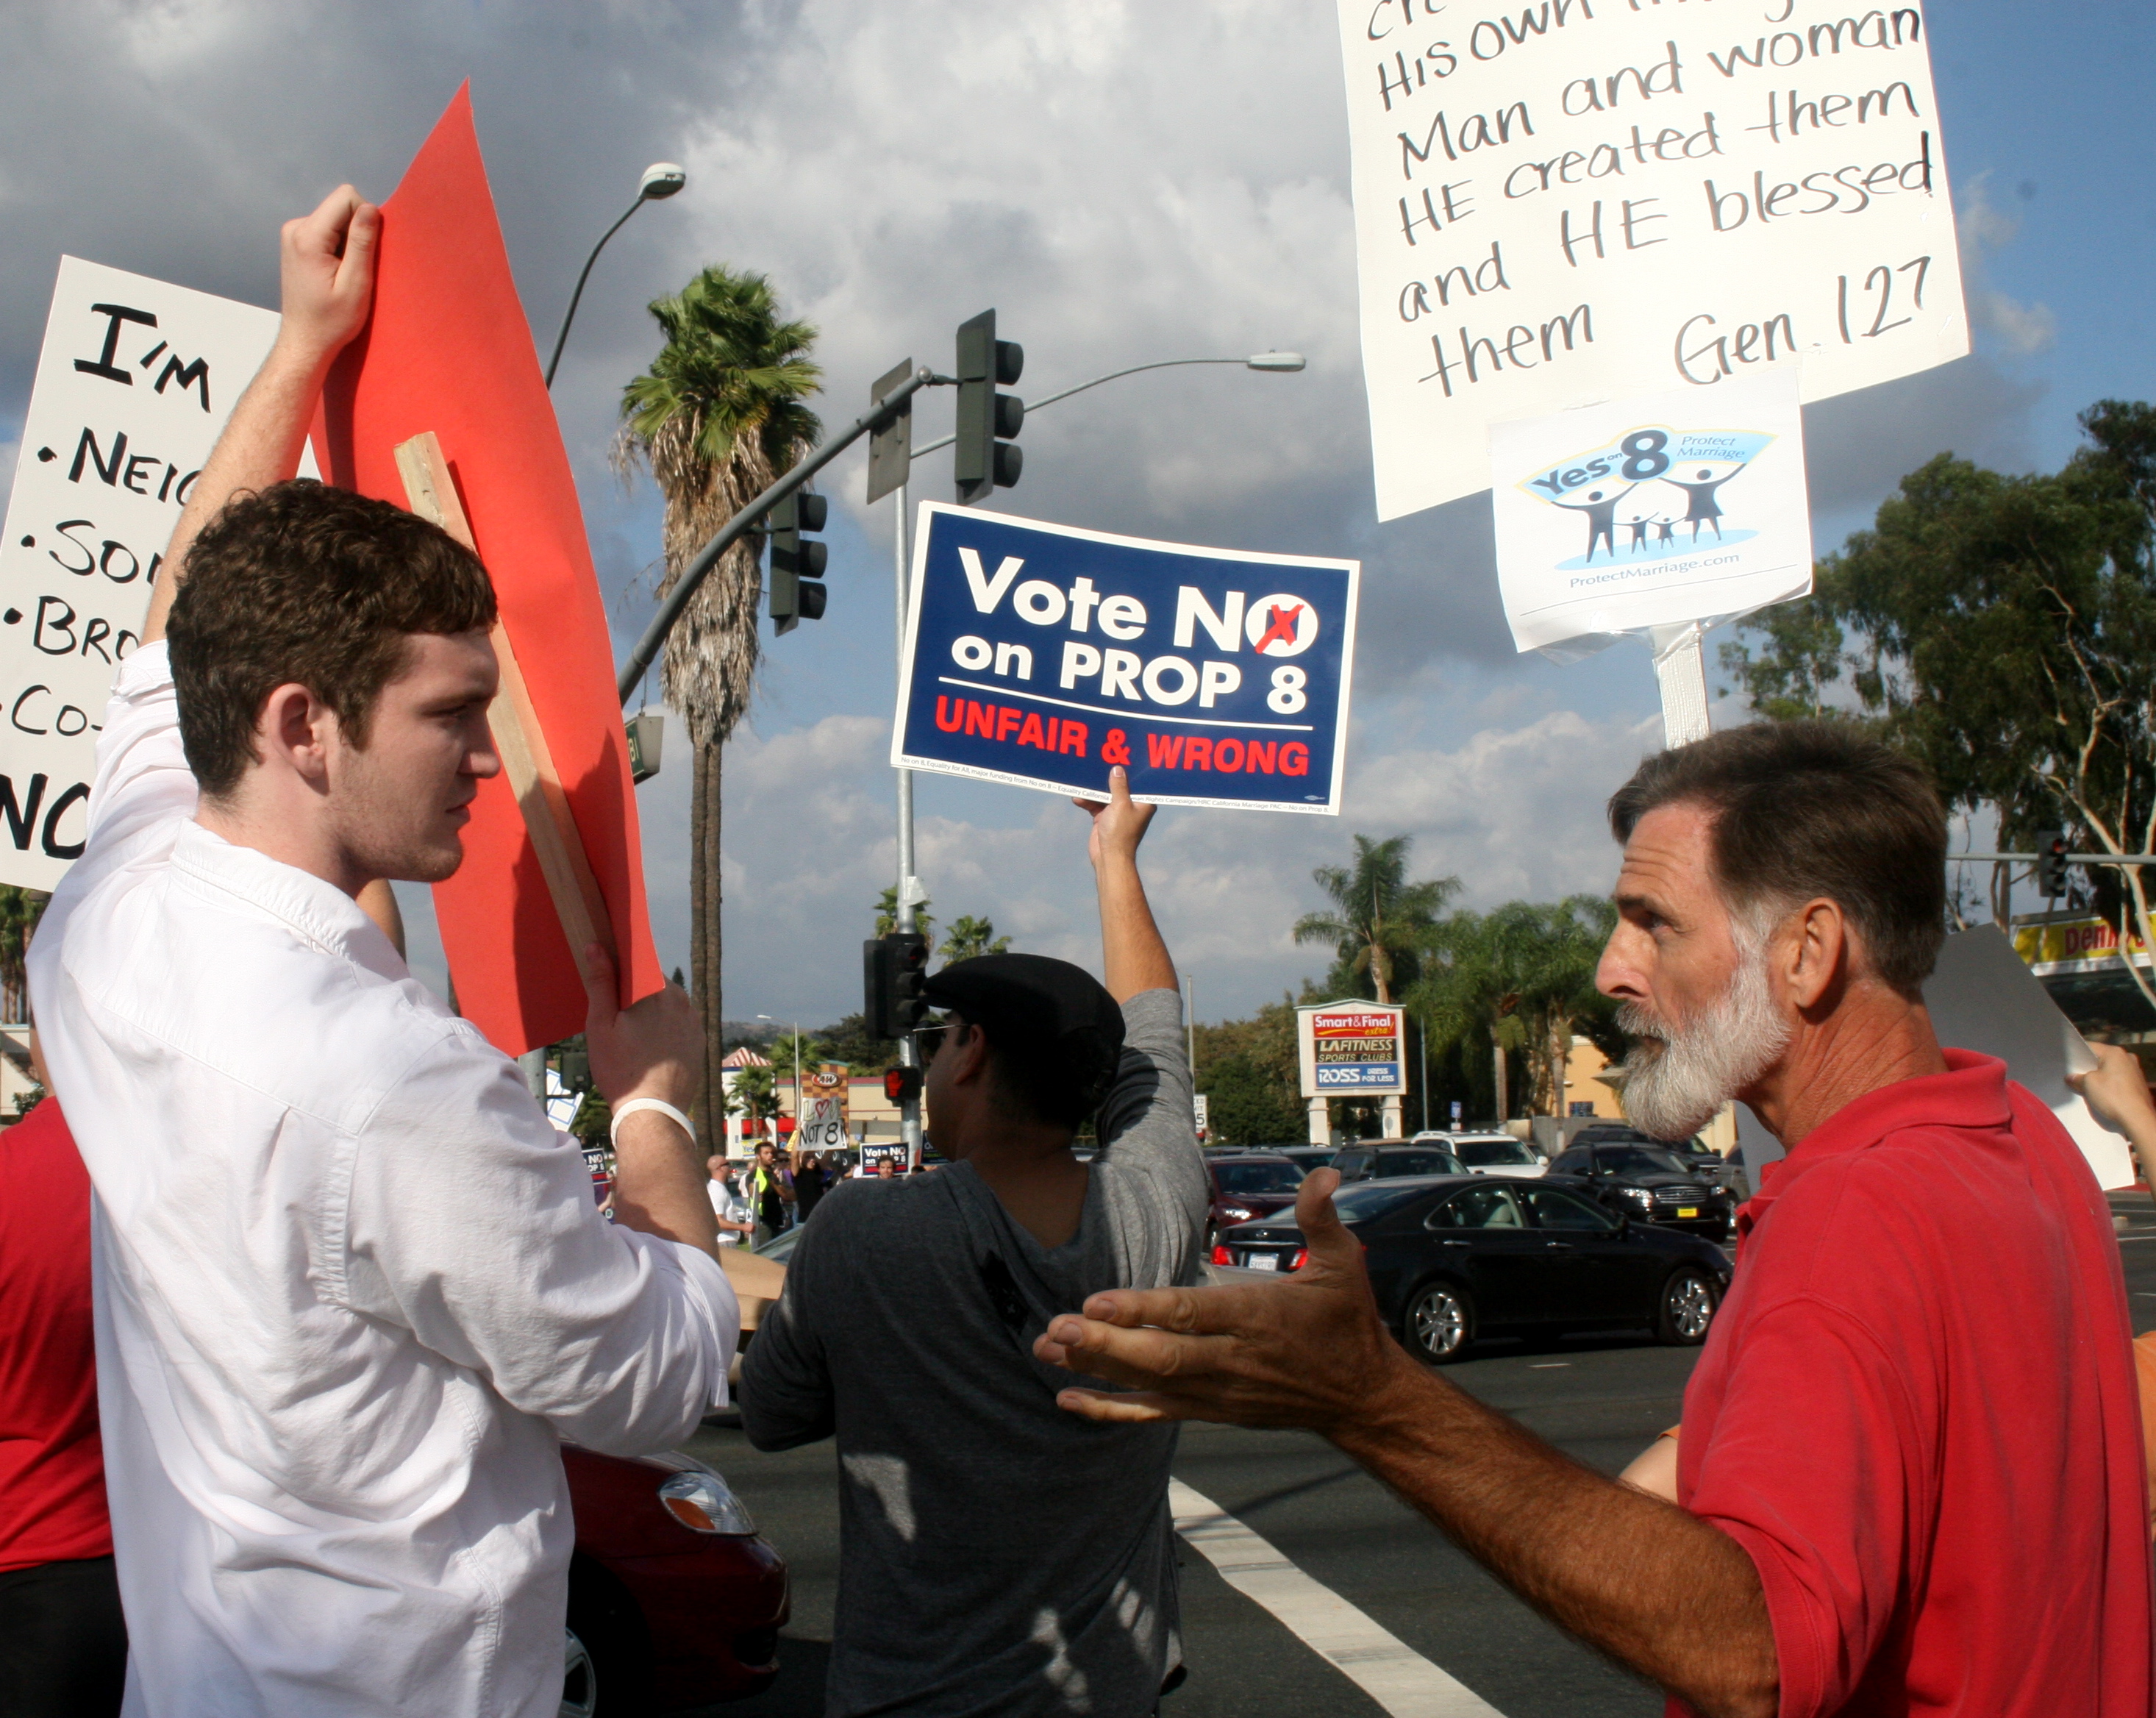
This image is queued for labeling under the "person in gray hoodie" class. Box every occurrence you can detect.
[743,766,1206,1717]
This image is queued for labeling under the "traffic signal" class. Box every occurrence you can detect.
[864,931,930,1038]
[883,1065,923,1106]
[954,309,1024,506]
[2036,830,2068,897]
[767,488,829,635]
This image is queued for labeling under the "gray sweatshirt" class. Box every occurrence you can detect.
[741,988,1208,1717]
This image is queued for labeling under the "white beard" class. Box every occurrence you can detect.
[1617,941,1791,1141]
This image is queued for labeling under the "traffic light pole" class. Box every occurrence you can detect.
[615,363,946,705]
[893,478,925,1169]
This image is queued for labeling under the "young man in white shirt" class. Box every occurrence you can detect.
[29,187,736,1718]
[707,1152,755,1246]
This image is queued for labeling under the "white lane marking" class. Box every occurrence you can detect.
[1527,1362,1570,1369]
[1170,1478,1506,1717]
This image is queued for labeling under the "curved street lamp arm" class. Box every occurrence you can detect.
[615,366,944,704]
[910,357,1250,460]
[544,196,645,389]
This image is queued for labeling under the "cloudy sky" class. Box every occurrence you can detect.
[1,0,2149,1028]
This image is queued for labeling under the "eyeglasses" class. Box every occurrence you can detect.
[911,1022,954,1060]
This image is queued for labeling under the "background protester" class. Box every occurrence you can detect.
[29,188,738,1718]
[743,767,1208,1718]
[748,1140,795,1244]
[793,1148,831,1223]
[1039,723,2153,1718]
[707,1152,756,1247]
[0,1097,125,1718]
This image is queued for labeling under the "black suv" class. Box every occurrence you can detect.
[1570,1124,1743,1194]
[1329,1142,1468,1183]
[1545,1138,1732,1237]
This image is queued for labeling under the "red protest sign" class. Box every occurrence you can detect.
[316,84,662,1054]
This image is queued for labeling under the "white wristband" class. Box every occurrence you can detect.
[610,1097,696,1147]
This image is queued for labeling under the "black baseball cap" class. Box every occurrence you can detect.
[921,952,1125,1088]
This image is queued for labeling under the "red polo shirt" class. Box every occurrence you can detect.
[1676,1052,2152,1718]
[0,1099,112,1571]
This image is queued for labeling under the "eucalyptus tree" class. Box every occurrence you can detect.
[1721,400,2156,967]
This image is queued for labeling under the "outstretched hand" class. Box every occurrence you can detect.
[276,184,379,363]
[1033,1168,1412,1428]
[1074,765,1155,872]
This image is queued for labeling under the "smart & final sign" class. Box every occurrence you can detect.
[893,504,1359,815]
[1298,1002,1409,1097]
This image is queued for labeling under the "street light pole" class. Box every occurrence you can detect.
[543,163,685,390]
[757,1013,802,1150]
[910,352,1305,461]
[893,482,926,1169]
[526,163,683,1102]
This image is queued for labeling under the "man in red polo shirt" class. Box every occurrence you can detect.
[1033,721,2153,1718]
[0,1097,126,1717]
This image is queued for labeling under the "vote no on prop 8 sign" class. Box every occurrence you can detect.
[893,504,1359,814]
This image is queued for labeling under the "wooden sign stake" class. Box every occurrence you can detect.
[393,430,618,971]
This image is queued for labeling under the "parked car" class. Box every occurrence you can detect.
[1545,1138,1735,1236]
[1568,1123,1742,1189]
[1413,1130,1546,1178]
[1328,1141,1468,1184]
[1204,1151,1308,1241]
[562,1445,788,1714]
[1274,1145,1339,1174]
[1211,1175,1731,1363]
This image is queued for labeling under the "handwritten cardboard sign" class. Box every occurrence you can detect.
[1489,366,1813,652]
[1336,0,1967,518]
[893,503,1358,815]
[318,86,663,1054]
[0,261,288,887]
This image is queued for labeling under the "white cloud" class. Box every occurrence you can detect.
[0,4,2058,1032]
[1957,174,2059,357]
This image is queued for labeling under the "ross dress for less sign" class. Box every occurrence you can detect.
[893,504,1359,816]
[0,258,288,887]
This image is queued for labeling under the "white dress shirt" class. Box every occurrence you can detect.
[29,644,738,1718]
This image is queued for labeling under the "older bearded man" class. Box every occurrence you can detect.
[1035,722,2152,1718]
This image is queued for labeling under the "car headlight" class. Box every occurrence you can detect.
[1621,1187,1654,1205]
[658,1469,757,1535]
[1220,1205,1254,1223]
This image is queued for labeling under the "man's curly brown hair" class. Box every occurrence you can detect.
[166,480,497,799]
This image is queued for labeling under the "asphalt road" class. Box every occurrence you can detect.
[677,1188,2156,1718]
[679,1336,1697,1717]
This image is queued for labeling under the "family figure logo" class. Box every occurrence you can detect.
[1514,424,1777,572]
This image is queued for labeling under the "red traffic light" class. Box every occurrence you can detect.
[884,1066,923,1105]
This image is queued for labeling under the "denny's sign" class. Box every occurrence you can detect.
[2013,916,2152,975]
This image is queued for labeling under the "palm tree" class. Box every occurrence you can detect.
[1291,834,1458,1004]
[874,887,934,946]
[0,888,46,1022]
[618,268,822,1153]
[1413,897,1614,1120]
[939,915,1010,963]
